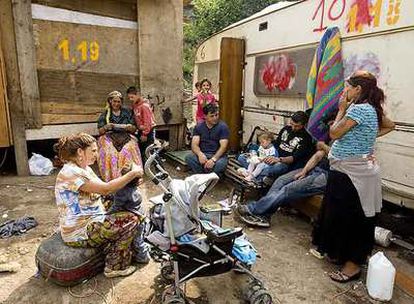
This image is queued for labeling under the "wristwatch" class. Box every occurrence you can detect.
[211,157,217,163]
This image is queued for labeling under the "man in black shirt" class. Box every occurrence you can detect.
[258,111,314,183]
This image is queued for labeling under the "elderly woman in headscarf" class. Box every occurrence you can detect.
[97,91,142,182]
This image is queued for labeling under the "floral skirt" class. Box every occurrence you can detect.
[66,212,140,271]
[97,134,142,182]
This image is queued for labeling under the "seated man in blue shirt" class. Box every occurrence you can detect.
[185,104,230,175]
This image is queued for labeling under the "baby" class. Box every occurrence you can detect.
[238,132,278,182]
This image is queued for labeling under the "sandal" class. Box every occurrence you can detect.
[329,270,361,283]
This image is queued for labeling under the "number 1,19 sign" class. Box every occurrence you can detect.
[58,39,100,64]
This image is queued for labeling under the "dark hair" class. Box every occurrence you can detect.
[321,109,339,125]
[53,133,96,162]
[195,81,201,88]
[200,78,212,87]
[202,103,218,115]
[347,72,384,125]
[291,111,309,125]
[126,86,138,95]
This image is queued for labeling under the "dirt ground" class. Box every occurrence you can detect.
[0,163,413,304]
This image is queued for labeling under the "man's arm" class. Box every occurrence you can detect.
[212,139,228,161]
[294,149,327,180]
[191,135,202,156]
[204,138,228,169]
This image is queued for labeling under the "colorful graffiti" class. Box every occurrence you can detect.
[311,0,403,33]
[312,0,346,32]
[347,0,372,32]
[260,55,297,92]
[344,52,385,86]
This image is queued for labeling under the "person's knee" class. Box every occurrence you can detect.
[185,153,197,165]
[214,158,228,174]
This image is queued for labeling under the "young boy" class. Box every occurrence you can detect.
[127,86,156,159]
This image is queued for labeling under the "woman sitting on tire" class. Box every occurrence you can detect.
[54,133,143,278]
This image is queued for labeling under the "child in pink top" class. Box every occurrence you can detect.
[196,79,217,123]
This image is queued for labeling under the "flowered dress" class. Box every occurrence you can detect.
[97,107,142,182]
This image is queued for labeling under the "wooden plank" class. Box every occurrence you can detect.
[396,270,414,298]
[33,20,138,75]
[26,122,98,140]
[12,0,42,129]
[219,38,245,152]
[38,69,138,113]
[291,195,323,220]
[41,102,102,115]
[0,31,12,148]
[0,0,29,175]
[32,0,137,21]
[41,113,100,125]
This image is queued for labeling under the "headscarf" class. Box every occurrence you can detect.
[106,91,123,124]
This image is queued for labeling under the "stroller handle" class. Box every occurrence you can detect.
[144,141,170,184]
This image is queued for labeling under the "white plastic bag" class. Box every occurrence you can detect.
[28,153,54,176]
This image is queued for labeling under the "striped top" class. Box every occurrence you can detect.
[330,103,378,159]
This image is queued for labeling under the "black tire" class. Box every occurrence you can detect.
[249,289,273,304]
[161,261,175,283]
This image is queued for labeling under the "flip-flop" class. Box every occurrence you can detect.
[329,270,361,283]
[309,248,325,259]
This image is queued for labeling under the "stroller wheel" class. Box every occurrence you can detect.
[245,280,263,300]
[161,261,175,283]
[164,296,185,304]
[249,289,273,304]
[162,286,186,304]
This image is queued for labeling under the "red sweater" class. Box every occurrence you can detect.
[132,100,156,136]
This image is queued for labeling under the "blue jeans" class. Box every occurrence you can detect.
[237,155,290,181]
[247,167,328,216]
[185,152,228,175]
[259,162,290,181]
[237,154,249,169]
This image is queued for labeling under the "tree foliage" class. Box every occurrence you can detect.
[184,0,284,86]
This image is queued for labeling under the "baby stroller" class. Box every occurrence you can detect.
[144,142,273,304]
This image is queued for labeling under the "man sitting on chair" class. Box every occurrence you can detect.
[185,104,229,175]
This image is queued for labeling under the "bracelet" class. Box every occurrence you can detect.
[211,157,216,163]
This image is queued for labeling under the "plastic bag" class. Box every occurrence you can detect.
[232,234,257,266]
[29,153,54,176]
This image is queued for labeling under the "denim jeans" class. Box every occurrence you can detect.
[185,152,228,175]
[237,154,249,169]
[259,162,290,181]
[237,154,290,182]
[247,167,328,216]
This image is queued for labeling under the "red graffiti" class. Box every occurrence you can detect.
[312,0,346,32]
[347,0,373,32]
[260,55,297,92]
